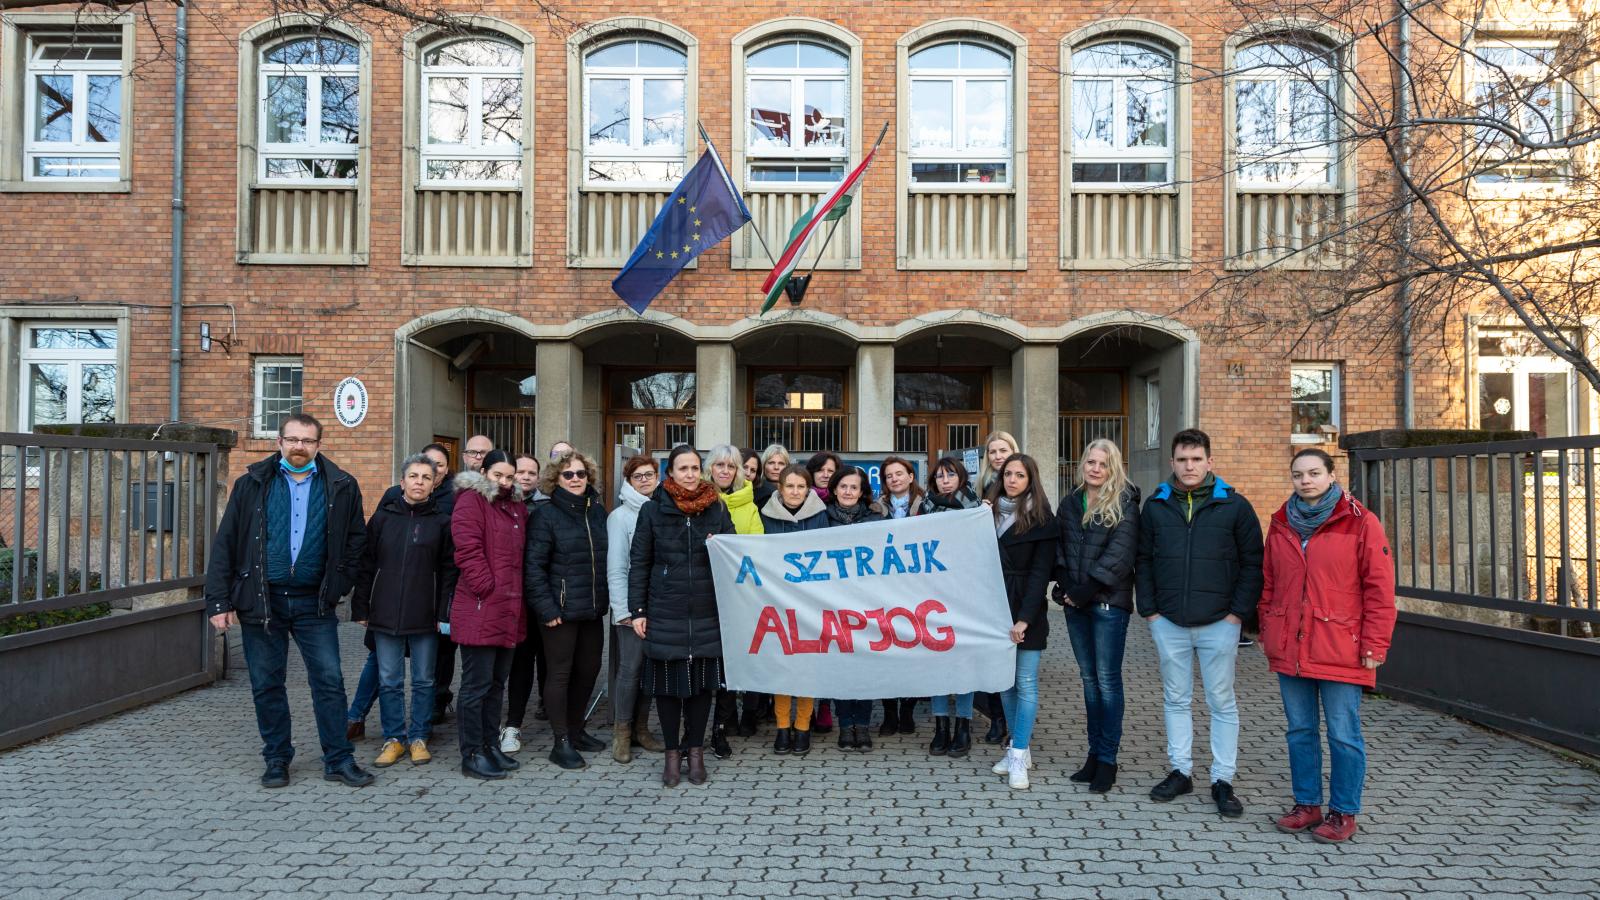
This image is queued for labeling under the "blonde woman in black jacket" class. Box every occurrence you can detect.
[1053,438,1140,794]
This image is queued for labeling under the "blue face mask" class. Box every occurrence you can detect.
[280,456,316,475]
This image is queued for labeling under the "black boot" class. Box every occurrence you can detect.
[484,743,520,772]
[929,716,951,756]
[571,730,606,753]
[461,750,506,780]
[856,724,873,752]
[792,729,812,756]
[1070,753,1099,783]
[879,700,898,736]
[548,735,587,770]
[1090,762,1118,794]
[711,726,733,760]
[948,718,972,758]
[738,705,759,737]
[838,725,852,751]
[982,703,1007,745]
[773,727,792,755]
[898,699,917,734]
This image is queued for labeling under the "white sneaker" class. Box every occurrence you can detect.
[1020,747,1033,770]
[498,726,521,754]
[992,745,1014,775]
[1008,751,1030,790]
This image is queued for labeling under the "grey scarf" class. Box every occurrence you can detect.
[996,496,1018,536]
[1287,483,1342,542]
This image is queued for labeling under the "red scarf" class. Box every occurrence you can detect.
[664,478,720,516]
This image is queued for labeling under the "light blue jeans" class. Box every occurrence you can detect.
[931,692,975,718]
[1149,616,1240,783]
[999,650,1042,750]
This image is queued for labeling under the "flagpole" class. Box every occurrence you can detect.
[804,120,889,274]
[698,121,779,269]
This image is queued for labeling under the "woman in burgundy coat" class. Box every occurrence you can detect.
[448,450,529,780]
[1259,448,1396,844]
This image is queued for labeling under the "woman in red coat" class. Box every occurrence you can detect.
[448,450,529,781]
[1259,448,1396,844]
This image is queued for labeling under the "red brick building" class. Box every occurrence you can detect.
[0,0,1591,511]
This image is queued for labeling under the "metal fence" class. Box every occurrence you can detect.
[0,432,219,622]
[750,414,846,454]
[1058,414,1126,497]
[1348,434,1600,631]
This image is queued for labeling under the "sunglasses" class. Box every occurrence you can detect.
[559,470,589,481]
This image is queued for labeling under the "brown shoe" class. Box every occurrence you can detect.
[686,747,707,785]
[662,750,681,787]
[633,707,665,752]
[1275,804,1324,834]
[346,720,365,741]
[613,722,634,764]
[408,740,432,765]
[374,739,406,768]
[1311,811,1358,844]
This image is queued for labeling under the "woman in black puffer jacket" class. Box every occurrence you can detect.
[1052,438,1140,794]
[524,449,609,771]
[629,445,737,787]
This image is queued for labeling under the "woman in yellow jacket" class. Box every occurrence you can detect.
[706,443,764,756]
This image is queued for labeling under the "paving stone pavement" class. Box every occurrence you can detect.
[3,618,1599,899]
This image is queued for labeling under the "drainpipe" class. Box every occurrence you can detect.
[168,1,189,422]
[1396,0,1415,429]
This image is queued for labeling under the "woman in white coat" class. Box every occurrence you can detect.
[606,455,666,762]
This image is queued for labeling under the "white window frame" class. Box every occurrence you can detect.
[1475,329,1577,434]
[1470,37,1573,186]
[253,355,304,439]
[22,31,123,183]
[18,323,118,430]
[907,40,1013,189]
[420,38,523,187]
[1144,376,1161,449]
[257,37,361,186]
[1233,42,1337,190]
[582,39,687,188]
[746,40,849,184]
[1289,362,1341,443]
[1070,41,1176,189]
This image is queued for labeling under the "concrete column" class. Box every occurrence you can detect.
[696,342,735,448]
[1011,343,1061,503]
[534,340,582,456]
[855,342,895,452]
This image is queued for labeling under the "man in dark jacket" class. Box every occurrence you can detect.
[205,414,373,789]
[1135,428,1263,818]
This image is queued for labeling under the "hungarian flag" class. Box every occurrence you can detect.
[759,145,879,313]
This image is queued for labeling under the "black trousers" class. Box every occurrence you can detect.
[433,630,457,708]
[457,645,512,759]
[540,618,605,738]
[503,627,548,728]
[657,692,714,750]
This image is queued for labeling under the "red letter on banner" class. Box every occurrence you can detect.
[749,606,792,656]
[785,608,824,654]
[916,599,956,651]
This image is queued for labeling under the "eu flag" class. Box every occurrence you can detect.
[612,148,751,314]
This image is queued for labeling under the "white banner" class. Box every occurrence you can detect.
[706,506,1016,699]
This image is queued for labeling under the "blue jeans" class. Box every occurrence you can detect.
[836,699,873,728]
[238,592,353,770]
[930,692,975,718]
[1063,604,1131,764]
[374,632,437,744]
[1149,616,1240,783]
[1279,674,1367,814]
[999,650,1042,750]
[347,650,379,723]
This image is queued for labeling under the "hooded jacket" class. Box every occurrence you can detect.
[721,481,766,536]
[352,490,458,635]
[523,484,609,625]
[606,481,652,623]
[1260,491,1397,687]
[379,472,456,517]
[627,484,737,661]
[1135,475,1265,627]
[447,471,529,648]
[759,490,830,533]
[204,453,365,626]
[1053,485,1142,612]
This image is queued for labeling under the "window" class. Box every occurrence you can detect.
[608,370,695,410]
[1071,40,1174,186]
[894,371,987,411]
[583,39,687,185]
[1233,40,1337,188]
[750,370,847,451]
[907,40,1012,185]
[1290,363,1340,442]
[19,325,117,429]
[1470,39,1573,184]
[22,31,122,182]
[258,36,360,183]
[421,38,523,186]
[1476,328,1576,437]
[1144,376,1161,449]
[254,356,304,438]
[746,39,848,184]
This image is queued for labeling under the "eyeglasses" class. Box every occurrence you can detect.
[630,472,657,483]
[463,449,488,458]
[280,437,319,447]
[559,470,588,481]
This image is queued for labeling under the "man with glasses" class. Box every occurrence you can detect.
[205,414,373,789]
[435,434,495,724]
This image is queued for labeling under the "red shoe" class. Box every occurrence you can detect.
[1311,811,1358,843]
[1274,804,1324,834]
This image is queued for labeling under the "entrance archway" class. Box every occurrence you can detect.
[574,321,698,456]
[893,324,1021,476]
[733,323,858,454]
[395,314,541,471]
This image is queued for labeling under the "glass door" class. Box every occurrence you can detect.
[1477,330,1576,437]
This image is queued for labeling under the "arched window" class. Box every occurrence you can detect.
[583,38,687,185]
[745,39,848,183]
[1070,40,1174,185]
[421,38,523,185]
[1233,39,1337,188]
[258,36,361,183]
[907,39,1012,184]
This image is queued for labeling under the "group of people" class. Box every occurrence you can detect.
[206,416,1395,844]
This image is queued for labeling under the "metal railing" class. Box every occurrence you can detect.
[0,432,219,621]
[751,414,846,454]
[467,412,536,458]
[1059,414,1127,496]
[1348,434,1600,629]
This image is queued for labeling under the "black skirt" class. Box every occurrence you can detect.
[641,656,722,699]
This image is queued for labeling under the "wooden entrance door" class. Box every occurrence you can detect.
[604,368,697,453]
[893,369,991,473]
